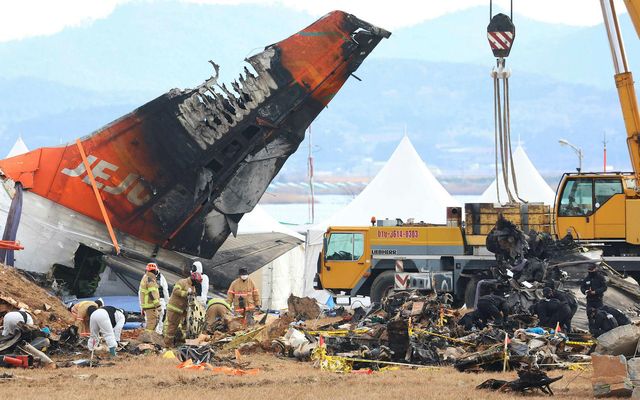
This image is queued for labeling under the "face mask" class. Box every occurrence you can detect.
[240,275,249,281]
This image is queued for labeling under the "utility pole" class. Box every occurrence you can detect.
[559,139,583,173]
[307,126,315,224]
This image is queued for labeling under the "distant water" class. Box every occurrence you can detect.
[261,194,481,227]
[261,194,352,227]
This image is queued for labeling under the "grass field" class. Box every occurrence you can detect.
[1,353,594,400]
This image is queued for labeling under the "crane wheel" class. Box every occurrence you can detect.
[370,271,395,304]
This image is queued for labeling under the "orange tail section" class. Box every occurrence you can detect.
[0,11,390,258]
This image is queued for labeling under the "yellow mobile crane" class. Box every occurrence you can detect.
[315,2,640,303]
[555,0,640,275]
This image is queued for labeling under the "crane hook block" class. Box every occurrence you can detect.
[487,13,515,58]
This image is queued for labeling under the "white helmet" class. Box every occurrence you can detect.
[191,260,203,274]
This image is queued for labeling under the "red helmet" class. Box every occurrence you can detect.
[146,263,158,272]
[190,271,202,283]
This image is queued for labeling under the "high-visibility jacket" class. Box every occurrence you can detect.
[139,271,161,310]
[207,298,231,311]
[205,299,231,330]
[72,301,98,322]
[227,278,260,312]
[167,277,194,314]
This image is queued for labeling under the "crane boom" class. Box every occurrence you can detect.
[602,0,640,182]
[624,0,640,37]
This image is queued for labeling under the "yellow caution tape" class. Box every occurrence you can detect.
[407,319,474,346]
[312,345,352,373]
[537,362,591,369]
[565,340,595,346]
[568,363,588,371]
[311,339,441,374]
[305,328,370,337]
[411,329,475,346]
[336,356,441,369]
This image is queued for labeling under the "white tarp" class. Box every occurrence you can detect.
[303,136,460,297]
[479,145,555,205]
[239,205,305,309]
[6,136,28,158]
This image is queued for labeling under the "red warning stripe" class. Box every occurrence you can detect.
[487,31,513,50]
[395,274,409,288]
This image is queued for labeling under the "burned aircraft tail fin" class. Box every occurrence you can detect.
[0,11,390,259]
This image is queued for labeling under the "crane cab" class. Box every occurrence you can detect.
[555,172,640,252]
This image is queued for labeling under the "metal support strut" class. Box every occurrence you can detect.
[75,139,121,254]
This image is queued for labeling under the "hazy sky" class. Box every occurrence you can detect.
[0,0,624,42]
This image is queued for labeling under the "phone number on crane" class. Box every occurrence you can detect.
[376,230,419,239]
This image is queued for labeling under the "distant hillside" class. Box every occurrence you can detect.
[0,2,310,94]
[0,77,139,148]
[278,58,627,178]
[0,3,635,94]
[0,2,632,179]
[4,57,625,178]
[4,104,137,148]
[0,77,136,124]
[375,6,640,89]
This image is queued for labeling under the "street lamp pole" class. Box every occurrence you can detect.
[558,139,583,173]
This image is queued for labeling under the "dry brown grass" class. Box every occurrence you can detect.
[0,353,594,400]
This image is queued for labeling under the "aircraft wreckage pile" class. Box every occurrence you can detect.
[2,219,640,396]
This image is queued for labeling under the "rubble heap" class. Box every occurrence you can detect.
[0,264,73,330]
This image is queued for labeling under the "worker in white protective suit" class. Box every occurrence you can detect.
[2,309,34,336]
[191,261,209,308]
[156,269,170,335]
[87,305,125,357]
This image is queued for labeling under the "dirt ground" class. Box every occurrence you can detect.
[0,353,594,400]
[0,265,74,330]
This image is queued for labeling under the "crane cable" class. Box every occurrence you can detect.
[489,1,526,205]
[493,62,513,203]
[503,75,525,203]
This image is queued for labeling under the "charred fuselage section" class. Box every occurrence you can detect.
[139,12,390,257]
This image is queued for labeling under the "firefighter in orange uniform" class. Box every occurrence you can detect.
[204,298,232,333]
[164,272,201,348]
[69,298,103,336]
[227,268,261,324]
[139,263,161,332]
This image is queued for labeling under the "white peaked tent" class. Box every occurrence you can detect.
[238,205,304,239]
[238,205,305,310]
[479,145,555,205]
[303,136,461,297]
[6,136,28,158]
